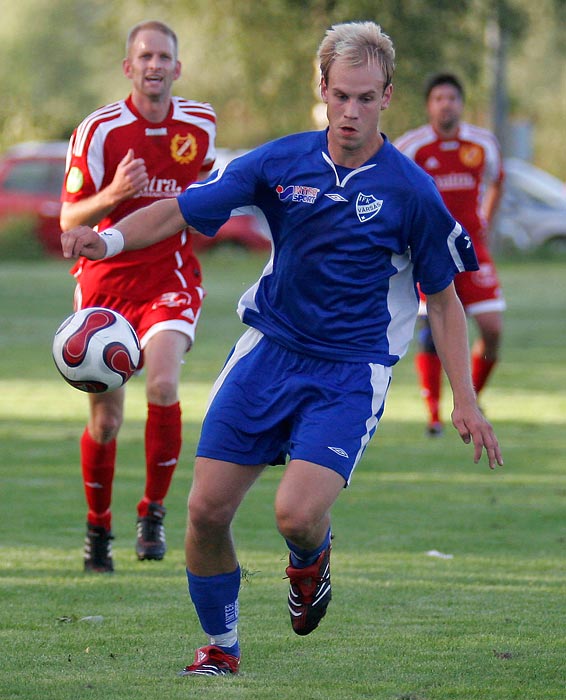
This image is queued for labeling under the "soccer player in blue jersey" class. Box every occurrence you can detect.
[62,20,503,676]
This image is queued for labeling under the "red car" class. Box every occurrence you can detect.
[0,142,271,256]
[0,141,67,256]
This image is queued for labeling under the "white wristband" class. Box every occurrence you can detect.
[98,228,125,258]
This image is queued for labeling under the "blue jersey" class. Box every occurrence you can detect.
[177,130,478,365]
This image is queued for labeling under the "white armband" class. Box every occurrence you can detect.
[98,228,125,258]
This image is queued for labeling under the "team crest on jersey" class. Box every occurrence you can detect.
[171,134,197,164]
[459,144,483,168]
[356,193,383,222]
[276,184,319,204]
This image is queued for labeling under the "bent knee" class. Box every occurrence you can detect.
[275,505,318,543]
[188,493,235,532]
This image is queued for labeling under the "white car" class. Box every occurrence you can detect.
[494,158,566,252]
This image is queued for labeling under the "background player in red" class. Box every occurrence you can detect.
[394,73,505,435]
[60,20,216,572]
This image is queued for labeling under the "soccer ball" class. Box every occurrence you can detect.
[53,307,141,393]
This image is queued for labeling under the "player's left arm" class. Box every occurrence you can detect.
[426,282,504,470]
[481,179,504,233]
[61,198,187,260]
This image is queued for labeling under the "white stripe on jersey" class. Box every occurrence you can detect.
[393,124,436,159]
[447,222,466,272]
[172,98,217,165]
[237,250,275,318]
[74,102,124,157]
[386,252,419,357]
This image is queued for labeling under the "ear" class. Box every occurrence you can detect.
[122,58,132,79]
[380,83,393,111]
[320,76,328,103]
[173,60,182,80]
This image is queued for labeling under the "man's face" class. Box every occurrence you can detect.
[426,84,463,133]
[321,58,392,159]
[123,29,181,101]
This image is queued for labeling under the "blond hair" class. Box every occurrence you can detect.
[318,21,395,88]
[126,20,178,59]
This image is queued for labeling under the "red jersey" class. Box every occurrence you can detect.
[62,95,216,301]
[394,122,504,254]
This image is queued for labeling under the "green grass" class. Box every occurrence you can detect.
[1,250,565,699]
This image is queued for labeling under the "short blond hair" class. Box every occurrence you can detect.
[318,21,395,88]
[126,20,178,59]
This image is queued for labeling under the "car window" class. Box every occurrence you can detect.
[2,159,65,196]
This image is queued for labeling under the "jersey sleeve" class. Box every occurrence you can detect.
[177,149,260,236]
[407,178,479,295]
[60,126,101,203]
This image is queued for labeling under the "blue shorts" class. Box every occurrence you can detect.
[197,329,392,484]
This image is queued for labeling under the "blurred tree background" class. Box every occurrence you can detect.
[1,0,565,176]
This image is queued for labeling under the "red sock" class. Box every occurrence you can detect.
[80,428,115,530]
[138,402,182,516]
[472,355,496,395]
[415,352,443,424]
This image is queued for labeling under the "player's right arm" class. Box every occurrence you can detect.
[60,149,149,231]
[61,198,187,260]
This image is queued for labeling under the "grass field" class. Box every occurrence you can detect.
[1,250,565,699]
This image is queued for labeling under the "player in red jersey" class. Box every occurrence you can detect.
[394,73,505,435]
[60,20,217,572]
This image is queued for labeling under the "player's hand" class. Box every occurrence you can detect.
[451,403,504,470]
[111,148,149,201]
[61,226,107,260]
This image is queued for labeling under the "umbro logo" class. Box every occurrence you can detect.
[325,193,348,202]
[327,446,349,458]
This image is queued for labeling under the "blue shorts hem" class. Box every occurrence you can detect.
[195,447,285,467]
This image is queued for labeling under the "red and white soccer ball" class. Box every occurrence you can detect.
[52,307,141,393]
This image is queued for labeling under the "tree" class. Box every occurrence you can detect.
[1,0,565,176]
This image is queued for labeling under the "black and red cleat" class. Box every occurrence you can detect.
[286,546,332,636]
[178,645,240,676]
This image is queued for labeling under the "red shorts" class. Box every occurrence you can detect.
[419,249,505,316]
[74,285,205,349]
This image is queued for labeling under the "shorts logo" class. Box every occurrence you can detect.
[152,292,196,322]
[327,446,349,458]
[276,184,319,204]
[171,133,197,164]
[152,291,192,309]
[356,193,383,222]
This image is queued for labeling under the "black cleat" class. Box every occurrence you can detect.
[426,421,444,437]
[84,523,114,573]
[286,546,332,636]
[136,502,166,561]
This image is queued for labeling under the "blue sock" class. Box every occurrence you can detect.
[286,528,331,568]
[186,566,240,657]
